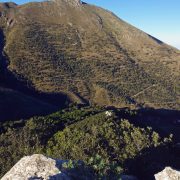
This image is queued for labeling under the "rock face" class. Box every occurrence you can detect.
[155,167,180,180]
[1,154,69,180]
[1,154,139,180]
[53,0,81,7]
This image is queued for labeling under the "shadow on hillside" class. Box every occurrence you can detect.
[0,56,72,121]
[0,28,7,74]
[133,108,180,142]
[115,106,180,179]
[148,34,163,44]
[0,29,74,121]
[124,143,180,180]
[109,107,180,124]
[107,106,180,141]
[0,89,72,122]
[0,71,72,121]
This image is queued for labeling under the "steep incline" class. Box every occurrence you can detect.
[0,3,58,121]
[0,0,179,114]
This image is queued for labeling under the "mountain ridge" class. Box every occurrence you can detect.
[0,1,179,120]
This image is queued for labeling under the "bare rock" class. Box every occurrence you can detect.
[52,0,81,7]
[1,154,70,180]
[155,167,180,180]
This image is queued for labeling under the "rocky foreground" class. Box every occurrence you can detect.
[155,167,180,180]
[2,154,180,180]
[1,154,69,180]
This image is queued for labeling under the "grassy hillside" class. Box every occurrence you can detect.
[0,0,179,114]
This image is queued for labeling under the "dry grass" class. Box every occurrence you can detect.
[0,1,179,110]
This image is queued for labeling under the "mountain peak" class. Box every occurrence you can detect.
[52,0,81,7]
[0,2,17,9]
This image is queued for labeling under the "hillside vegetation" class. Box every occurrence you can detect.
[0,0,179,121]
[0,1,179,179]
[0,106,179,179]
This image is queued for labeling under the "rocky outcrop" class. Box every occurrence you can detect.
[0,2,17,27]
[155,167,180,180]
[1,154,70,180]
[52,0,81,7]
[1,154,139,180]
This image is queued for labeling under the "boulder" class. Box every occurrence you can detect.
[52,0,81,7]
[1,154,70,180]
[155,167,180,180]
[2,154,140,180]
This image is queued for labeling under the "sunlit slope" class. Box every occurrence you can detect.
[0,0,179,109]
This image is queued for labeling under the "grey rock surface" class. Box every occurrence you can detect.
[155,167,180,180]
[1,154,70,180]
[52,0,81,7]
[1,153,149,180]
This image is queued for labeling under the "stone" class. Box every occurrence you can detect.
[52,0,81,7]
[105,111,113,117]
[1,154,70,180]
[155,167,180,180]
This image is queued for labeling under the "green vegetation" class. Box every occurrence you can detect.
[47,113,163,161]
[0,1,179,179]
[61,155,123,179]
[0,0,179,118]
[0,106,179,179]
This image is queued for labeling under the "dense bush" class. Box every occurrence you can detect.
[61,154,123,179]
[0,106,178,179]
[0,127,43,176]
[46,112,168,164]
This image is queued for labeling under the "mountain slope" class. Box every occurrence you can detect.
[0,0,179,116]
